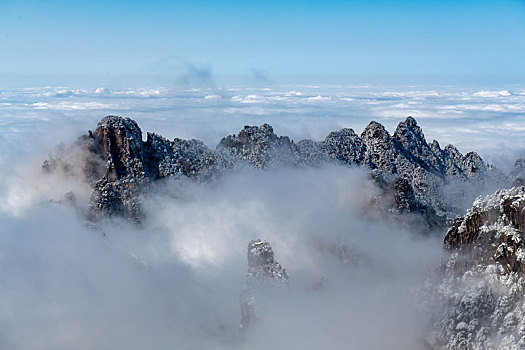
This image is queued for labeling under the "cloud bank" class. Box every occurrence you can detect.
[0,122,444,349]
[1,84,524,169]
[0,83,523,348]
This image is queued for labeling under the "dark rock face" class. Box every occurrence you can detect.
[443,186,525,274]
[388,177,443,227]
[92,116,146,181]
[43,115,500,226]
[240,239,288,330]
[45,116,233,221]
[392,177,418,213]
[87,117,148,221]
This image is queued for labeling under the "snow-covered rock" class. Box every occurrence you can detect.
[43,115,502,225]
[426,187,525,349]
[240,239,288,330]
[444,186,525,274]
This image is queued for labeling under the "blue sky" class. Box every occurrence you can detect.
[0,0,524,86]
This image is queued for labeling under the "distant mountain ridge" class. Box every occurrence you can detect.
[43,115,503,226]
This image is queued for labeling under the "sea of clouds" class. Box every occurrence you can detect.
[2,84,525,168]
[0,84,524,349]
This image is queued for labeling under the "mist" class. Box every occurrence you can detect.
[0,125,445,349]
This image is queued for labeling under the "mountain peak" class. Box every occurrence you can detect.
[240,239,288,329]
[43,115,500,226]
[393,116,425,143]
[361,121,391,144]
[405,116,417,127]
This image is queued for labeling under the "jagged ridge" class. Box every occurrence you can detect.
[43,115,499,225]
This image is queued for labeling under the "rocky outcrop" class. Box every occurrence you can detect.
[147,133,230,181]
[44,116,233,221]
[218,116,494,182]
[444,186,525,274]
[322,127,366,165]
[43,115,500,226]
[240,239,288,330]
[426,187,525,349]
[217,124,296,168]
[87,117,148,221]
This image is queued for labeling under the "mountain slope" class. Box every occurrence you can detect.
[425,187,525,349]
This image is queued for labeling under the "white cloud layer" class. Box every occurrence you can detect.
[2,84,524,170]
[0,139,441,349]
[0,83,523,348]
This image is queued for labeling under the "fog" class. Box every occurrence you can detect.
[0,131,444,349]
[1,83,523,348]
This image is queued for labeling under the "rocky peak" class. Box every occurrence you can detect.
[393,116,424,142]
[464,152,486,174]
[43,115,500,227]
[361,121,391,145]
[405,115,417,127]
[221,124,278,148]
[248,240,275,268]
[326,127,357,139]
[240,239,288,329]
[361,121,403,175]
[393,117,429,156]
[96,115,142,141]
[246,239,289,282]
[441,144,488,178]
[444,144,461,159]
[243,123,275,139]
[323,128,366,165]
[430,140,441,153]
[92,116,146,181]
[218,124,293,168]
